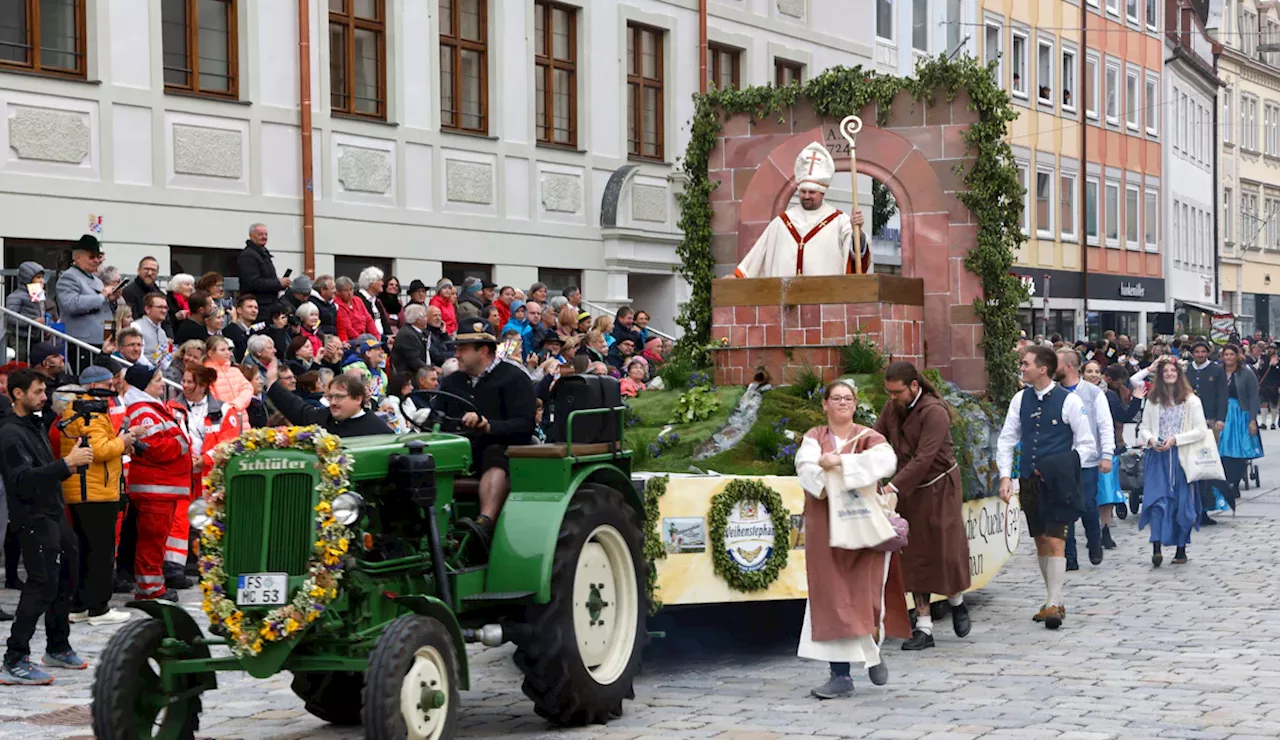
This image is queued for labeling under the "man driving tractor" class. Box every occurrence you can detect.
[435,318,537,544]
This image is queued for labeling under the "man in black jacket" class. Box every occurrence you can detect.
[265,364,392,438]
[1186,341,1229,525]
[121,256,164,321]
[0,369,95,685]
[174,290,214,346]
[437,319,536,543]
[310,275,340,337]
[392,304,434,375]
[237,223,291,311]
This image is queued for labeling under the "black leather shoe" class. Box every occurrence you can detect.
[1101,526,1117,550]
[951,603,971,638]
[0,608,12,622]
[1065,559,1079,571]
[1201,514,1219,526]
[868,661,889,686]
[901,630,935,651]
[1088,545,1104,565]
[165,574,194,590]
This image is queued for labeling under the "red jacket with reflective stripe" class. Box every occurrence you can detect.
[168,394,245,471]
[124,396,193,499]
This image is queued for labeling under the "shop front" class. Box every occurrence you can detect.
[1010,268,1166,343]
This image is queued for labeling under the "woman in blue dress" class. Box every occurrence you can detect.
[1219,344,1263,511]
[1137,357,1207,567]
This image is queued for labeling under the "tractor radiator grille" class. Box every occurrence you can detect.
[266,474,314,575]
[224,475,266,576]
[224,473,315,577]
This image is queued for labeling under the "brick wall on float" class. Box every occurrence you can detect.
[711,302,925,386]
[705,90,986,391]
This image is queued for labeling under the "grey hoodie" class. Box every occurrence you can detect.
[5,260,46,323]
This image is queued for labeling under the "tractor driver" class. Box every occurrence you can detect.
[435,318,537,544]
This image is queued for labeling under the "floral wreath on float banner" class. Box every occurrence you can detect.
[198,426,352,658]
[706,478,791,592]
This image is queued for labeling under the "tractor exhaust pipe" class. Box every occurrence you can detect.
[462,624,505,647]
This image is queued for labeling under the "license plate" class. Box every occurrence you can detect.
[235,573,288,606]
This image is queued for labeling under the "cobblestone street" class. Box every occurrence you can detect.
[3,459,1280,740]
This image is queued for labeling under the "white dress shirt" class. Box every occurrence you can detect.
[996,382,1098,479]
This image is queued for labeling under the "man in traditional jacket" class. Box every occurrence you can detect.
[732,142,870,278]
[795,379,912,699]
[874,362,971,651]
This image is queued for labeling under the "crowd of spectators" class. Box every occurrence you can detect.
[0,224,672,684]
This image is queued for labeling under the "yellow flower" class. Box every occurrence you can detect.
[309,585,326,598]
[337,538,349,553]
[325,463,340,477]
[284,618,301,634]
[315,501,332,514]
[306,611,319,623]
[323,437,338,452]
[245,440,256,450]
[251,639,264,654]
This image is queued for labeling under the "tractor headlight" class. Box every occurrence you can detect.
[187,498,213,529]
[332,492,365,526]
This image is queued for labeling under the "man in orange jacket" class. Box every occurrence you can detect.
[120,366,192,601]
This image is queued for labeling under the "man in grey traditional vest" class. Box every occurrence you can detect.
[996,346,1096,629]
[1055,348,1115,570]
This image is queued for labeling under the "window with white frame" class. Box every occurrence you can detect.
[1062,48,1077,112]
[1085,53,1099,120]
[1173,201,1181,262]
[984,22,1003,87]
[1144,188,1157,251]
[946,0,962,51]
[1037,38,1054,105]
[1106,0,1120,18]
[877,0,894,41]
[1104,61,1120,124]
[1244,192,1259,248]
[1268,102,1280,156]
[1224,187,1233,243]
[1181,93,1189,152]
[1011,31,1029,98]
[1087,0,1099,8]
[1085,176,1100,245]
[1242,11,1258,59]
[1145,0,1156,29]
[1144,74,1158,136]
[1125,68,1139,130]
[1204,101,1212,158]
[1016,161,1029,233]
[1225,90,1233,144]
[1125,183,1140,249]
[1105,180,1120,247]
[1246,95,1260,150]
[1036,165,1055,237]
[1061,172,1078,241]
[1126,0,1138,23]
[912,0,928,51]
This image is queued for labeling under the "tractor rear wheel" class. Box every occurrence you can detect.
[514,484,648,726]
[91,617,201,740]
[363,615,460,740]
[290,671,364,725]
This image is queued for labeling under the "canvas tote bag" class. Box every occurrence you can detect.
[826,430,898,551]
[1183,433,1226,483]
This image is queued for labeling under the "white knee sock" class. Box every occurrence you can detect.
[916,614,933,636]
[948,594,964,606]
[1037,555,1049,583]
[1046,556,1067,607]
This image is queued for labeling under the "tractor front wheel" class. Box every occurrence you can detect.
[514,484,648,726]
[290,671,364,726]
[363,615,460,740]
[91,617,201,740]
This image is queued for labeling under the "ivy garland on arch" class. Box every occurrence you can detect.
[641,475,669,615]
[707,479,791,592]
[674,56,1028,404]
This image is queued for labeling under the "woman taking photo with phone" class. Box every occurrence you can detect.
[1137,356,1209,567]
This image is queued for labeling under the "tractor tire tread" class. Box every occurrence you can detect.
[513,484,649,727]
[362,614,460,740]
[92,617,200,740]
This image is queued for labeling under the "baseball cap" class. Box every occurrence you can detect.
[29,342,61,367]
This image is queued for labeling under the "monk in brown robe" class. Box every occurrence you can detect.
[874,361,972,650]
[795,379,912,699]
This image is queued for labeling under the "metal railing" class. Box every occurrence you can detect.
[0,304,183,392]
[579,299,677,342]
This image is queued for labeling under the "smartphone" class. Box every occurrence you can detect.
[283,268,293,278]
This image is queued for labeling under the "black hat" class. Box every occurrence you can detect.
[538,333,564,348]
[125,364,157,391]
[455,318,498,346]
[29,342,61,367]
[408,279,428,294]
[479,279,498,289]
[75,234,103,254]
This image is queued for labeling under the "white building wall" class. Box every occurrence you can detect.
[0,0,874,337]
[1163,59,1218,311]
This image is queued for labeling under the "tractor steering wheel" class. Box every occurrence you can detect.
[402,389,481,434]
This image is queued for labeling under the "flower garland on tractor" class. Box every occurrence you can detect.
[198,426,353,658]
[706,479,791,592]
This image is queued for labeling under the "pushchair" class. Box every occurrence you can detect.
[1117,448,1144,517]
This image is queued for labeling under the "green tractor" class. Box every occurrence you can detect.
[91,388,647,739]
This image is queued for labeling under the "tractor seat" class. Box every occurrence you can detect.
[507,443,619,459]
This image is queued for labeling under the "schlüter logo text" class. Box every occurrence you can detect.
[237,458,308,472]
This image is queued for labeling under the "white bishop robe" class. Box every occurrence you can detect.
[734,203,869,279]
